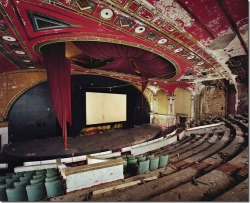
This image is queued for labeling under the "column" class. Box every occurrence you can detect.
[0,122,8,152]
[190,95,195,119]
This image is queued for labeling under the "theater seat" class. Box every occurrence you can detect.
[45,176,59,182]
[46,171,58,178]
[14,181,30,188]
[127,159,138,175]
[30,177,45,185]
[26,182,46,201]
[6,187,28,201]
[159,155,169,168]
[138,160,150,174]
[0,188,7,201]
[36,169,47,175]
[149,157,159,171]
[20,176,32,182]
[137,156,147,162]
[146,155,154,160]
[45,179,64,198]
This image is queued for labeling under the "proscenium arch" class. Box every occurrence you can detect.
[174,87,192,118]
[34,37,180,81]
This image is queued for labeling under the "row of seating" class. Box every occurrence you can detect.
[0,168,64,201]
[122,154,169,175]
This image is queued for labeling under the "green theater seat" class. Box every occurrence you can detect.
[45,179,64,198]
[149,157,159,171]
[138,160,150,174]
[6,186,28,201]
[159,155,169,168]
[26,182,46,201]
[0,188,7,201]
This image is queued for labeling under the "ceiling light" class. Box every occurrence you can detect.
[187,55,195,59]
[14,50,25,55]
[23,60,31,63]
[157,38,167,44]
[100,8,114,20]
[2,36,16,42]
[135,26,146,34]
[28,66,35,69]
[174,48,183,53]
[197,61,204,66]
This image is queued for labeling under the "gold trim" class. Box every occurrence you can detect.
[34,36,180,80]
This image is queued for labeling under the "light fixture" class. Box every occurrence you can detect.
[157,38,167,44]
[187,55,195,59]
[23,60,31,63]
[197,61,204,66]
[28,66,35,69]
[14,50,25,55]
[100,8,114,20]
[134,26,146,34]
[174,48,183,53]
[2,36,16,42]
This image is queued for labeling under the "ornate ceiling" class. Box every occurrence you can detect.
[0,0,248,88]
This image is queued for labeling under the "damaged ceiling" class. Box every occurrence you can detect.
[0,0,248,88]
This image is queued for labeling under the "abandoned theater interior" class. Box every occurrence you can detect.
[0,0,248,201]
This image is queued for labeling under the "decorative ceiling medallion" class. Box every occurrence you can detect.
[134,26,146,34]
[2,36,16,42]
[174,48,183,53]
[14,50,25,55]
[187,55,195,59]
[100,8,114,20]
[197,61,204,66]
[157,38,167,44]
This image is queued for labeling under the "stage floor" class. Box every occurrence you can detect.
[3,124,161,162]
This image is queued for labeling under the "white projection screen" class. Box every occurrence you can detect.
[86,92,127,125]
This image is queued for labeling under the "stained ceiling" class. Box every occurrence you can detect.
[0,0,248,88]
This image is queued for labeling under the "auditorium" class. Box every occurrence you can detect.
[0,0,248,201]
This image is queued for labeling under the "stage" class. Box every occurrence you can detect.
[3,124,161,162]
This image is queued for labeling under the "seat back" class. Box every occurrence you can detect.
[45,176,59,182]
[0,188,7,201]
[33,174,46,180]
[137,156,146,163]
[138,160,150,174]
[127,159,138,175]
[14,181,30,188]
[26,182,46,201]
[36,169,47,175]
[6,187,28,201]
[46,171,58,178]
[146,154,154,160]
[45,179,64,198]
[149,157,159,171]
[30,177,45,185]
[159,155,169,168]
[20,176,32,182]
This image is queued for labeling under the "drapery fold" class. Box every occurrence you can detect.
[73,41,174,79]
[43,42,72,149]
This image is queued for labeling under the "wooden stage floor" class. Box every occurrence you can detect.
[3,124,161,162]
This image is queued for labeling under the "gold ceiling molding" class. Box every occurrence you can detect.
[34,36,180,80]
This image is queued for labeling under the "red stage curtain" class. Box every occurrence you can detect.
[43,43,72,149]
[73,41,173,79]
